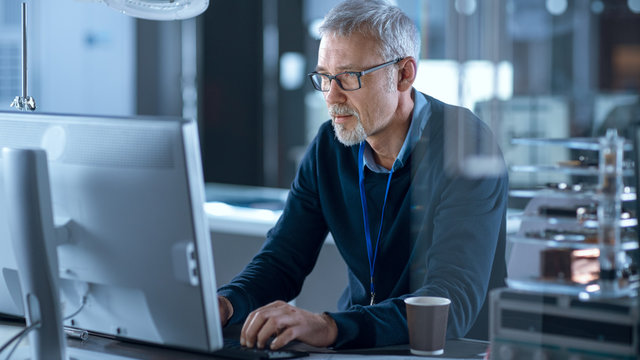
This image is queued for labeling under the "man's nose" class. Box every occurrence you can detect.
[324,79,346,104]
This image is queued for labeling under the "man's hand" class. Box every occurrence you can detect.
[218,296,233,327]
[240,300,337,350]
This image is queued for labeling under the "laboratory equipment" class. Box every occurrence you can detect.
[490,131,640,359]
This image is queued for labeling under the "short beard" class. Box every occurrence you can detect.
[329,104,367,146]
[334,120,366,146]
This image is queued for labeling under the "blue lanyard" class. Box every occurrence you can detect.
[358,142,394,306]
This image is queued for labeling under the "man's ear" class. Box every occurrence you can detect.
[397,57,417,92]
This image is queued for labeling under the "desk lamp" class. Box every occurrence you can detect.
[102,0,209,20]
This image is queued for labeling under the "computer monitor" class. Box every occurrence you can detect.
[0,111,223,353]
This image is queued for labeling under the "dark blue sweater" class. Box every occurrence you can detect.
[218,93,508,348]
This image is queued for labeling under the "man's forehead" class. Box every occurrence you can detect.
[317,34,381,70]
[319,34,355,53]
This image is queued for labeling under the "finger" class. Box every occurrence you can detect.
[239,311,255,346]
[254,303,294,348]
[241,309,269,348]
[241,301,291,347]
[270,327,297,350]
[256,316,284,349]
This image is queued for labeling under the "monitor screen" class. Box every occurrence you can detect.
[0,111,223,352]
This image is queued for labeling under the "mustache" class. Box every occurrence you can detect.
[329,105,359,118]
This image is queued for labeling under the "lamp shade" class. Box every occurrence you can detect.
[102,0,209,20]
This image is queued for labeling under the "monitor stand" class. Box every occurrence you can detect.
[2,147,66,360]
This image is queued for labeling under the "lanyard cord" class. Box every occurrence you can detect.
[358,142,394,305]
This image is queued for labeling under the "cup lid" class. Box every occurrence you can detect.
[404,296,451,306]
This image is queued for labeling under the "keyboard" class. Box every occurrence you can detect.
[213,339,309,360]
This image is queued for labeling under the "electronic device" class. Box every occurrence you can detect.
[0,111,223,355]
[491,128,640,359]
[489,287,639,360]
[634,121,640,273]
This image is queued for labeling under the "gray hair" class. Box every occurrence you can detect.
[319,0,420,61]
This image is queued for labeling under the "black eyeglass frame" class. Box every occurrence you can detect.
[307,57,405,92]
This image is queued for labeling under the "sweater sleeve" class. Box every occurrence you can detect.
[217,134,329,325]
[416,170,508,339]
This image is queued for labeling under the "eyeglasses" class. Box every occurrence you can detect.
[308,57,404,92]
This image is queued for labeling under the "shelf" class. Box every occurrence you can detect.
[517,215,637,228]
[506,277,638,299]
[511,137,633,151]
[508,235,639,251]
[510,164,634,177]
[509,188,636,201]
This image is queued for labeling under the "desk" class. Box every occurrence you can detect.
[0,320,487,360]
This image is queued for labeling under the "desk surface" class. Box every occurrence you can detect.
[0,320,487,360]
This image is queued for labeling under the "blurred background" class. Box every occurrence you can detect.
[0,0,638,190]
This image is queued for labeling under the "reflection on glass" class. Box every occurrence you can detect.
[413,60,513,112]
[629,0,640,14]
[454,0,477,16]
[545,0,568,15]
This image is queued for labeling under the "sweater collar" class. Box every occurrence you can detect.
[363,88,431,174]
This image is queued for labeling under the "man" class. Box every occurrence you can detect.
[217,0,508,350]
